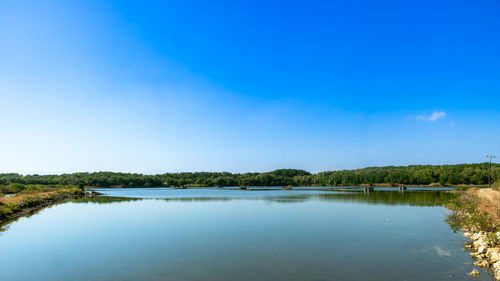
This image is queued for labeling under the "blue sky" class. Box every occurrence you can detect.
[0,0,499,174]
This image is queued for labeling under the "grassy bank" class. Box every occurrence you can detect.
[446,189,499,232]
[0,185,84,223]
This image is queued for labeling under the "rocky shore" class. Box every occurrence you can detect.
[464,230,500,279]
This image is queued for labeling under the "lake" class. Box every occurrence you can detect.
[0,188,490,281]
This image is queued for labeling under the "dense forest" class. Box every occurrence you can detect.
[0,163,498,188]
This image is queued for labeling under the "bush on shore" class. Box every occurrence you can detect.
[446,194,498,233]
[493,181,500,191]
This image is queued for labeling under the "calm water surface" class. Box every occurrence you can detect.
[0,188,491,281]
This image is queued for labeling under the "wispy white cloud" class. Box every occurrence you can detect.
[416,111,446,122]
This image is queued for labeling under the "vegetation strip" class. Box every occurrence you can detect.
[0,185,84,224]
[0,163,498,187]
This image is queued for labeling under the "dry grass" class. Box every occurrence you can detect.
[467,188,500,223]
[0,192,56,205]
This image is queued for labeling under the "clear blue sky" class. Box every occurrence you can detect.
[0,0,499,174]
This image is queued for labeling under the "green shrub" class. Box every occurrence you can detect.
[485,232,500,247]
[492,181,500,191]
[57,187,84,196]
[0,184,17,194]
[446,195,479,213]
[0,205,13,218]
[446,195,498,233]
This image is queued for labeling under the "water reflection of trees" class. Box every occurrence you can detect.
[0,191,456,235]
[73,191,456,207]
[72,196,144,204]
[242,191,456,206]
[313,191,457,206]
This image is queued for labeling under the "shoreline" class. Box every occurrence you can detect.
[446,188,500,279]
[0,189,85,226]
[463,230,500,279]
[87,184,486,189]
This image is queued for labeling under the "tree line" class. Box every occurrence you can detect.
[0,163,498,188]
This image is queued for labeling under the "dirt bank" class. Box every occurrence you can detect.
[473,188,500,222]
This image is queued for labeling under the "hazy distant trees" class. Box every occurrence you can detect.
[0,164,497,187]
